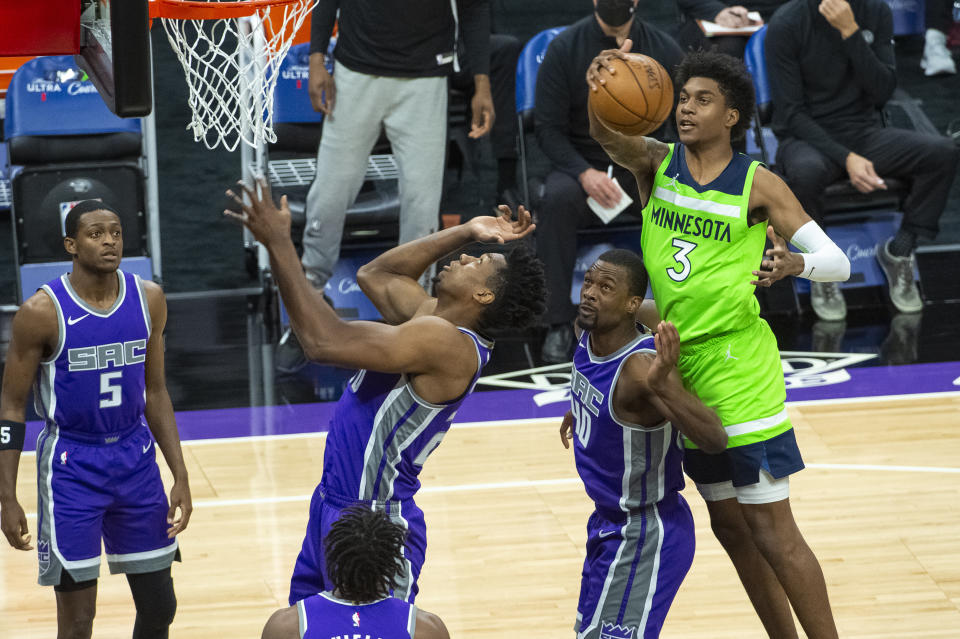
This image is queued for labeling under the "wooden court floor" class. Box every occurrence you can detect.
[2,393,960,638]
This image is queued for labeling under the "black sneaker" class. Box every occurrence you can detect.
[542,324,574,364]
[275,327,307,373]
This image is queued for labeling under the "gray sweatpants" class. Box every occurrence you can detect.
[301,62,448,288]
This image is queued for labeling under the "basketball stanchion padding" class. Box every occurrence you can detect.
[151,0,318,151]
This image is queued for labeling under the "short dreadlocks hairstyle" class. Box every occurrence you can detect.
[674,51,755,142]
[64,200,123,238]
[324,505,408,603]
[477,243,546,336]
[596,249,648,298]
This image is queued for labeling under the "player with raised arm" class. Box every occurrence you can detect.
[586,47,845,638]
[261,504,449,639]
[227,178,546,605]
[561,249,727,638]
[0,200,191,639]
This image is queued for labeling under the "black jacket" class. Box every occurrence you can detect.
[767,0,897,166]
[534,15,684,179]
[310,0,490,78]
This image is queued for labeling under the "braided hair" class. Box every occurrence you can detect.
[324,505,408,603]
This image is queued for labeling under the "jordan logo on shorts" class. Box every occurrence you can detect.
[724,344,739,362]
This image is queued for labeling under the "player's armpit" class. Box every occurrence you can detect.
[748,165,813,238]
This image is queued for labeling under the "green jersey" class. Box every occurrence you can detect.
[641,143,765,343]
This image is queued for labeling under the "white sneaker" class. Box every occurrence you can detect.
[810,281,847,321]
[921,29,957,76]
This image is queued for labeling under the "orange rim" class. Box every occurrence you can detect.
[150,0,305,20]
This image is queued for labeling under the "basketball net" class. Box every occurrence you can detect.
[157,0,317,151]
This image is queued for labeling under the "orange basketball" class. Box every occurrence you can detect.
[589,53,674,136]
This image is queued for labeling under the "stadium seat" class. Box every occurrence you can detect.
[515,26,567,207]
[4,55,151,303]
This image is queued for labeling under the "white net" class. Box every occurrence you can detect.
[160,0,317,151]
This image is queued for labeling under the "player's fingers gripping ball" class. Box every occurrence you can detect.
[589,53,673,136]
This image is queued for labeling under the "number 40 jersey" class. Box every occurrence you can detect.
[570,331,686,516]
[34,271,151,437]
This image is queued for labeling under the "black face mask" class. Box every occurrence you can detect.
[596,0,635,27]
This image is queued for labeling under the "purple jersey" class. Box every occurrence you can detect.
[570,331,686,518]
[35,271,151,438]
[297,592,416,639]
[320,328,492,502]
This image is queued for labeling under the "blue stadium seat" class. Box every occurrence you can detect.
[515,26,566,206]
[4,55,150,302]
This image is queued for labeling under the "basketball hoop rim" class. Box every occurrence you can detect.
[150,0,307,20]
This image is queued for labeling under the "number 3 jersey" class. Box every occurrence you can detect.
[34,271,150,437]
[570,331,685,517]
[641,143,765,343]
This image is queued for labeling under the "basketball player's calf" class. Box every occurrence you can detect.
[128,567,178,639]
[704,498,797,639]
[55,573,97,639]
[741,499,836,639]
[53,568,176,639]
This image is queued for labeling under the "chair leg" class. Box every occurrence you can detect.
[518,113,530,207]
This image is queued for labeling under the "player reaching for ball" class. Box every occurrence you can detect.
[588,48,846,638]
[535,0,684,364]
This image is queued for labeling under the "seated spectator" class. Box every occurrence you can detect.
[534,0,683,363]
[767,0,960,320]
[675,0,785,58]
[278,0,494,371]
[922,0,957,75]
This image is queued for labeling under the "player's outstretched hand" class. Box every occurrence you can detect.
[224,177,292,249]
[468,205,536,244]
[752,226,804,287]
[166,480,193,538]
[0,498,33,551]
[586,39,633,92]
[560,410,574,449]
[648,321,680,393]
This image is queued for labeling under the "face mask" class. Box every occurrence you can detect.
[596,0,635,27]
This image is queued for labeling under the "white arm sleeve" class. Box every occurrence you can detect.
[788,221,851,282]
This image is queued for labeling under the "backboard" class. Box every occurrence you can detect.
[77,0,153,117]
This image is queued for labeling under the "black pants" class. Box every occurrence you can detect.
[451,33,521,161]
[536,166,643,325]
[775,126,960,238]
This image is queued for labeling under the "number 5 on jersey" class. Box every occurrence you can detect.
[100,371,123,408]
[668,238,697,282]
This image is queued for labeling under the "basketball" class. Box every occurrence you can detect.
[589,53,674,136]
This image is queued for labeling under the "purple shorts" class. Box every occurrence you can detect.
[35,423,178,586]
[575,492,695,639]
[288,483,426,606]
